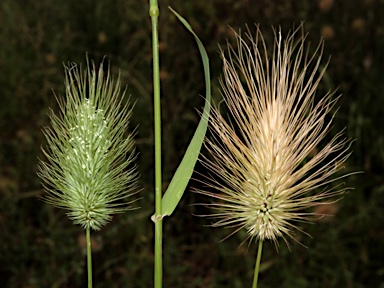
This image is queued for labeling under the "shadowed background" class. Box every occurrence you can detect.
[0,0,383,287]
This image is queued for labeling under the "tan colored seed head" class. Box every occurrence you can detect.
[195,25,352,248]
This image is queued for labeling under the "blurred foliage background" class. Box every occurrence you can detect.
[0,0,383,287]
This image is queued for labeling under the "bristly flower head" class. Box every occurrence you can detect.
[195,25,352,247]
[38,58,139,231]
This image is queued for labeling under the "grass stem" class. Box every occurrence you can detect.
[252,240,263,288]
[86,227,93,288]
[149,1,163,288]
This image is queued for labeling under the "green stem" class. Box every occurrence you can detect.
[86,227,93,288]
[149,1,163,288]
[252,240,263,288]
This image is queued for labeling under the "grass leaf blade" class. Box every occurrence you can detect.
[161,8,211,216]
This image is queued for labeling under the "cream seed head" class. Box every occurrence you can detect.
[195,25,352,247]
[38,58,139,231]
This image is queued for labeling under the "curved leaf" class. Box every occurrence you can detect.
[161,8,211,216]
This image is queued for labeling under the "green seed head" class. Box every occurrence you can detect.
[38,58,139,231]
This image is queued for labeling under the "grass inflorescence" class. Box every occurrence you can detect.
[38,58,139,231]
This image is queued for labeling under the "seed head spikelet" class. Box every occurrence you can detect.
[38,58,139,231]
[195,26,351,246]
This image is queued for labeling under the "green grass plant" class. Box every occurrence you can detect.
[38,58,139,287]
[38,3,211,287]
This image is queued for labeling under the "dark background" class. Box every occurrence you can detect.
[0,0,383,287]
